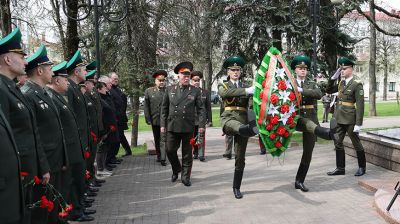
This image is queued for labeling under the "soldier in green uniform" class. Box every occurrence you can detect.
[22,44,69,224]
[144,70,168,166]
[160,62,206,187]
[190,71,212,161]
[218,56,258,199]
[0,28,50,224]
[326,57,366,177]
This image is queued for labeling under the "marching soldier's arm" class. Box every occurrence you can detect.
[325,79,338,94]
[196,89,207,128]
[143,89,151,124]
[355,83,365,126]
[160,88,169,129]
[218,83,246,98]
[302,82,322,99]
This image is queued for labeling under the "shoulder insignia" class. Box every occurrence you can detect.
[359,89,364,95]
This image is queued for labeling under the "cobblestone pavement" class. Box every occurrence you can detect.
[83,126,400,224]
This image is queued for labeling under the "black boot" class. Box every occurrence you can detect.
[355,151,366,176]
[327,150,345,175]
[233,170,244,199]
[314,126,337,141]
[238,124,259,137]
[295,164,309,192]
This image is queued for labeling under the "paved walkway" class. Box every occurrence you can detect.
[86,117,400,224]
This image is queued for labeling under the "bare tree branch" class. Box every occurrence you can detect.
[356,6,400,36]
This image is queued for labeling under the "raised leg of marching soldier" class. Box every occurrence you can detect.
[159,131,167,166]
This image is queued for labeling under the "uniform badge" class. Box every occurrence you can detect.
[63,105,68,110]
[359,89,364,95]
[88,102,93,106]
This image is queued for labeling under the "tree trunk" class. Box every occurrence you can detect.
[369,0,377,116]
[65,0,79,59]
[130,81,139,147]
[271,0,282,51]
[50,0,67,58]
[383,52,388,101]
[0,0,11,36]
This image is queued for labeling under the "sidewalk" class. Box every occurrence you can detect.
[85,117,400,223]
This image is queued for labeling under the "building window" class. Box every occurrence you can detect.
[389,82,396,92]
[376,82,379,92]
[355,45,365,54]
[390,64,396,72]
[355,65,364,73]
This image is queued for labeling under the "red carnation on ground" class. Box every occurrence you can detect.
[84,151,90,160]
[270,116,279,125]
[20,172,29,177]
[270,94,279,105]
[284,131,290,138]
[269,133,276,140]
[34,176,41,185]
[276,126,286,136]
[266,123,273,131]
[280,104,289,113]
[275,141,282,148]
[277,80,287,90]
[90,131,97,143]
[289,91,296,101]
[40,196,49,209]
[110,125,117,132]
[47,201,54,212]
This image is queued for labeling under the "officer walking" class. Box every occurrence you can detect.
[160,62,206,187]
[218,56,258,199]
[144,70,168,166]
[326,57,366,177]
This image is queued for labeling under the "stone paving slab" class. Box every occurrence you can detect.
[82,127,400,224]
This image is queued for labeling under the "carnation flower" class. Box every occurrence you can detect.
[288,91,296,101]
[275,141,282,148]
[269,133,276,140]
[270,94,279,105]
[34,176,41,185]
[280,104,289,113]
[277,80,287,90]
[270,116,279,125]
[276,126,287,136]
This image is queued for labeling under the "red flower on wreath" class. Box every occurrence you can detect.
[275,141,282,148]
[280,104,289,113]
[291,111,297,118]
[47,201,54,212]
[277,80,287,90]
[84,151,90,160]
[287,117,294,125]
[40,196,49,209]
[269,133,276,140]
[266,123,273,131]
[284,131,290,138]
[270,94,279,105]
[289,91,296,101]
[270,116,279,125]
[110,125,117,132]
[34,176,41,185]
[289,123,296,128]
[276,126,287,136]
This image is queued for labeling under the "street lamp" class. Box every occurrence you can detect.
[62,0,128,77]
[289,0,344,78]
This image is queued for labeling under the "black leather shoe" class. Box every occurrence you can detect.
[84,198,95,203]
[85,192,97,197]
[83,208,96,215]
[199,156,205,162]
[193,154,198,159]
[88,187,99,193]
[222,154,231,158]
[89,182,101,188]
[116,158,123,162]
[122,153,132,157]
[295,181,309,192]
[109,160,121,165]
[171,174,178,182]
[82,202,92,208]
[182,179,191,187]
[260,151,266,155]
[233,188,243,199]
[107,164,117,168]
[156,157,161,162]
[327,168,345,176]
[354,167,366,176]
[95,179,106,184]
[160,160,167,166]
[70,214,94,222]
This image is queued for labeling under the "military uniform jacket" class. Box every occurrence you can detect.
[218,80,250,126]
[47,88,85,165]
[326,77,364,125]
[0,75,50,181]
[160,84,206,133]
[88,90,104,135]
[21,81,68,172]
[298,79,322,123]
[67,79,89,150]
[144,86,165,126]
[0,107,24,223]
[84,92,99,147]
[195,88,212,126]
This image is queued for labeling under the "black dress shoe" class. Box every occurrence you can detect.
[295,181,309,192]
[89,182,101,188]
[122,153,132,157]
[85,192,97,197]
[83,209,96,215]
[82,202,92,208]
[233,188,243,199]
[107,164,117,168]
[115,158,123,162]
[260,151,266,155]
[182,179,191,187]
[156,156,161,162]
[95,179,105,184]
[171,174,178,182]
[84,198,95,203]
[88,187,99,192]
[327,168,345,176]
[160,160,167,166]
[109,161,121,165]
[354,167,366,176]
[193,154,198,159]
[199,156,205,162]
[70,214,94,222]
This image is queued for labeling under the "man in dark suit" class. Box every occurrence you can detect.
[160,62,206,187]
[144,70,168,165]
[21,44,69,224]
[0,27,50,224]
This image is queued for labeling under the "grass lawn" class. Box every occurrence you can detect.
[117,144,147,157]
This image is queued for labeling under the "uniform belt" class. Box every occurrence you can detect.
[300,105,314,109]
[225,106,247,112]
[339,101,355,107]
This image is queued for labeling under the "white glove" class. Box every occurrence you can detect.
[331,68,341,80]
[297,87,303,93]
[245,86,255,95]
[353,125,362,133]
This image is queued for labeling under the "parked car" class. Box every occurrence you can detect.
[211,91,220,104]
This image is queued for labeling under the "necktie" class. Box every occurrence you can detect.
[234,82,238,88]
[301,81,304,88]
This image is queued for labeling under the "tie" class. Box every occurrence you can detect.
[234,82,238,88]
[340,80,346,88]
[301,81,304,88]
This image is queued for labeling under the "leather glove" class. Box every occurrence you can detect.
[245,86,255,95]
[331,68,341,80]
[353,125,362,133]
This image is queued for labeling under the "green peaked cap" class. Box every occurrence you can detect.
[52,61,68,77]
[26,44,53,72]
[86,61,96,71]
[338,57,355,67]
[290,55,311,70]
[85,70,97,81]
[223,56,245,69]
[66,50,86,72]
[0,27,26,55]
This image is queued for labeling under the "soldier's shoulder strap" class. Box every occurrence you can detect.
[220,81,229,90]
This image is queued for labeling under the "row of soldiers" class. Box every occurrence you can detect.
[0,27,131,223]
